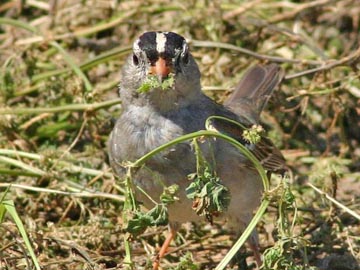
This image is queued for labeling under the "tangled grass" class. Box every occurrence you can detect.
[0,0,359,269]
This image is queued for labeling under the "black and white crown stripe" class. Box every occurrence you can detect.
[133,31,189,64]
[155,32,167,54]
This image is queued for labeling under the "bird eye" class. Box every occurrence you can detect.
[132,54,139,66]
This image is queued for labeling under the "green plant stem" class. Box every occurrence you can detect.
[49,41,93,92]
[79,45,132,71]
[0,168,39,177]
[134,130,268,191]
[0,149,114,179]
[123,238,133,270]
[122,170,137,269]
[0,149,40,159]
[133,130,267,184]
[0,156,46,176]
[12,46,130,97]
[216,199,270,270]
[0,98,121,115]
[125,129,269,269]
[0,17,38,34]
[30,45,131,83]
[0,183,124,202]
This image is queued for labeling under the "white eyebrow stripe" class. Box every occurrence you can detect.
[156,32,167,53]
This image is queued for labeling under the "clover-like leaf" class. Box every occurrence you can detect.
[137,73,175,93]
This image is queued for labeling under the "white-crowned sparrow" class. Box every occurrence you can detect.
[109,31,286,269]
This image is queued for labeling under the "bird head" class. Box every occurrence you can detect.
[120,31,201,111]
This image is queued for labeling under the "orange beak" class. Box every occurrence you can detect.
[149,57,171,81]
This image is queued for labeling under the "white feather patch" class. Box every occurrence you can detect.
[156,32,167,53]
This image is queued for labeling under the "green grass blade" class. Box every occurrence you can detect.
[3,200,41,270]
[0,203,5,223]
[0,98,121,115]
[0,18,38,34]
[0,156,45,176]
[50,41,93,92]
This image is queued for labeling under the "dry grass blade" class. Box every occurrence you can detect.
[307,182,360,221]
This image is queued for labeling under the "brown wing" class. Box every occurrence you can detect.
[210,117,286,175]
[251,137,286,174]
[224,64,284,124]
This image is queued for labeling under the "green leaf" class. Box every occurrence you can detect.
[160,184,179,204]
[137,74,175,93]
[126,212,152,236]
[160,74,175,90]
[126,204,169,236]
[186,162,230,218]
[36,121,79,138]
[147,204,169,226]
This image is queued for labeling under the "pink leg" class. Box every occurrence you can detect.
[153,227,176,270]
